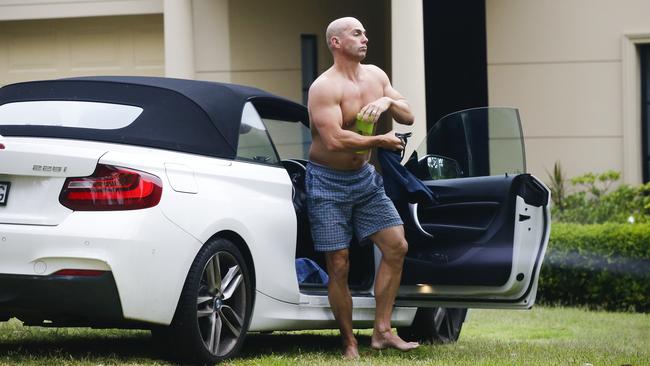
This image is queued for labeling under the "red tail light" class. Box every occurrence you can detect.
[53,269,107,277]
[59,164,162,211]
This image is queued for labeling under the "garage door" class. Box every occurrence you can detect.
[0,15,163,87]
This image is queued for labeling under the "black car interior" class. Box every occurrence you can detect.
[282,159,375,294]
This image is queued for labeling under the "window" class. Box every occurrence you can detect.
[0,101,142,129]
[236,102,280,165]
[411,107,525,180]
[301,34,318,105]
[641,45,650,182]
[263,117,311,161]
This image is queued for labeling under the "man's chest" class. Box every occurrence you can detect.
[339,80,384,125]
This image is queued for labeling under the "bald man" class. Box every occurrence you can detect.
[306,17,418,359]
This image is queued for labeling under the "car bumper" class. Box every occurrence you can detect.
[0,207,202,325]
[0,272,124,326]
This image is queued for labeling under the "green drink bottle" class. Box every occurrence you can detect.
[355,116,375,154]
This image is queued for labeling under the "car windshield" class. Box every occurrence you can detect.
[409,107,525,178]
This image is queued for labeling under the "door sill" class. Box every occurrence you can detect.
[299,285,373,297]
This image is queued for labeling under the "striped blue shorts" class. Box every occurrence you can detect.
[305,162,403,252]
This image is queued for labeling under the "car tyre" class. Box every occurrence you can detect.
[397,307,467,344]
[156,237,253,364]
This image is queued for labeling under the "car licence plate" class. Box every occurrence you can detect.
[0,182,10,206]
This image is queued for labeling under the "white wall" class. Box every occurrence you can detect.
[486,0,650,184]
[0,0,162,21]
[0,15,164,86]
[391,0,427,160]
[192,0,231,83]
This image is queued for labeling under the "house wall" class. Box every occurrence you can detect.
[486,0,650,184]
[0,14,164,87]
[222,0,390,103]
[0,0,162,21]
[0,0,426,152]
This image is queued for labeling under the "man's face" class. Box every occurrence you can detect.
[338,22,368,61]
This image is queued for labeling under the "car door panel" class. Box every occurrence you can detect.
[415,176,512,242]
[395,173,549,308]
[399,175,518,287]
[391,107,551,309]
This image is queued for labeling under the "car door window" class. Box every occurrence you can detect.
[263,117,311,161]
[411,107,525,179]
[236,102,280,165]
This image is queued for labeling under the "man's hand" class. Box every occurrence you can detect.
[358,97,392,123]
[379,131,404,151]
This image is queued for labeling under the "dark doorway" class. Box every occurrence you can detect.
[641,45,650,182]
[422,0,488,126]
[422,0,488,174]
[301,34,318,106]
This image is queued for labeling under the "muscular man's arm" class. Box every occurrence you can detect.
[308,79,402,152]
[358,65,414,126]
[382,88,414,126]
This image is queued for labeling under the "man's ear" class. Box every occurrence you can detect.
[331,36,341,49]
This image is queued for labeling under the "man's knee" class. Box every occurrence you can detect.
[397,238,409,257]
[325,250,350,280]
[384,237,408,264]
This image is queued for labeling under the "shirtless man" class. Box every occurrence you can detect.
[306,17,418,359]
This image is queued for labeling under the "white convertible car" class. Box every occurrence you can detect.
[0,77,550,364]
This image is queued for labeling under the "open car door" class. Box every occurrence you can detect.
[392,107,551,309]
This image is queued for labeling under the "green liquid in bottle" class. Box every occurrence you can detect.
[355,117,375,154]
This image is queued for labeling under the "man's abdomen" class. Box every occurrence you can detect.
[309,139,369,171]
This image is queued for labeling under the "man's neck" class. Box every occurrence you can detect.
[333,57,363,81]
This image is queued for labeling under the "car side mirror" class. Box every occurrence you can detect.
[425,155,462,180]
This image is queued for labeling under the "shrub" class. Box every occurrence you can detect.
[538,223,650,312]
[550,169,650,224]
[546,161,567,210]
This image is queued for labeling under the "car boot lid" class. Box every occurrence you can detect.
[0,137,105,177]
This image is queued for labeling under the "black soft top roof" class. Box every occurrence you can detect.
[0,76,308,159]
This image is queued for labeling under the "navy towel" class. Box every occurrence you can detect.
[295,258,329,285]
[377,148,437,204]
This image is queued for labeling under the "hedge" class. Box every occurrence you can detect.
[538,223,650,312]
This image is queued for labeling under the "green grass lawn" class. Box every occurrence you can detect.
[0,306,648,365]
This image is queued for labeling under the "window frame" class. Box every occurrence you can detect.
[235,102,282,167]
[411,107,526,180]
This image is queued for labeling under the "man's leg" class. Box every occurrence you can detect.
[369,225,419,351]
[324,249,359,359]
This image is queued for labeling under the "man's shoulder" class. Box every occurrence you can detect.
[312,68,339,85]
[309,71,343,99]
[362,63,383,72]
[362,64,389,81]
[311,73,335,89]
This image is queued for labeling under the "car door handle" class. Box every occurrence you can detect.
[409,203,434,239]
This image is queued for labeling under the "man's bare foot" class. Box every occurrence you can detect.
[341,337,359,360]
[343,344,360,360]
[371,330,419,351]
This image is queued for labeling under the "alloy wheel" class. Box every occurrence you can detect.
[196,251,247,356]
